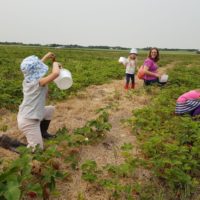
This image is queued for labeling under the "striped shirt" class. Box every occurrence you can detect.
[175,99,200,114]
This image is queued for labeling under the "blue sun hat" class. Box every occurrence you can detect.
[20,55,49,82]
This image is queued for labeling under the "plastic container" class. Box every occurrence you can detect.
[118,57,127,64]
[54,69,73,90]
[159,74,169,83]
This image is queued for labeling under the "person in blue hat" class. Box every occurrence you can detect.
[17,52,60,150]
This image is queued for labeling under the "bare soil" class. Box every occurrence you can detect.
[0,63,174,200]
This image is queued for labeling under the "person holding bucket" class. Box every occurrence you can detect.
[142,47,163,86]
[175,89,200,116]
[17,52,61,150]
[119,48,138,89]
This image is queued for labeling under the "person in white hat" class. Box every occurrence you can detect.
[17,52,61,150]
[119,48,138,89]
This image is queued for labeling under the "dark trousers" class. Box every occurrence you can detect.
[125,73,135,84]
[191,105,200,116]
[144,78,166,86]
[144,78,159,86]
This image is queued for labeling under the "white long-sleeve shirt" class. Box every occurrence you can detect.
[120,58,136,74]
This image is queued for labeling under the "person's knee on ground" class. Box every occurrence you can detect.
[26,133,44,150]
[18,118,44,150]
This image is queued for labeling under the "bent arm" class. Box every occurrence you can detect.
[39,62,60,86]
[41,52,55,62]
[143,65,160,78]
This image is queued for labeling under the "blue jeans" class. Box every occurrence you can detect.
[144,78,166,86]
[125,73,135,84]
[144,78,159,86]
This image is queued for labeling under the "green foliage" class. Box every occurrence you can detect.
[81,160,99,183]
[73,111,111,144]
[121,143,134,151]
[0,141,67,199]
[0,110,112,199]
[0,46,128,110]
[0,151,33,200]
[129,62,200,197]
[1,46,200,199]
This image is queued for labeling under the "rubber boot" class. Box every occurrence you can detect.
[124,83,129,90]
[40,120,55,139]
[131,83,135,89]
[0,135,26,153]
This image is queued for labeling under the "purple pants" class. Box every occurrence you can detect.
[191,105,200,116]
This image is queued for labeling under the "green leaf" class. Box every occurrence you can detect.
[121,143,134,151]
[4,180,21,200]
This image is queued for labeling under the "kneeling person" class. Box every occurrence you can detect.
[175,89,200,116]
[17,52,60,150]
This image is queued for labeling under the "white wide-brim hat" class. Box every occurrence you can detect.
[130,48,138,54]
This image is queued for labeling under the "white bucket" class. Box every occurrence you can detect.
[54,69,73,90]
[159,74,169,83]
[118,57,127,64]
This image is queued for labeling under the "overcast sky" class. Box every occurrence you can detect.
[0,0,199,49]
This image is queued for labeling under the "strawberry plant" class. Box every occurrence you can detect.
[73,111,111,144]
[129,62,200,198]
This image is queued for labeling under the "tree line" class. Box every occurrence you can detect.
[0,41,198,52]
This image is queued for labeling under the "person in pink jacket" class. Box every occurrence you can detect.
[175,89,200,116]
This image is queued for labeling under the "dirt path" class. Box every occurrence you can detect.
[52,62,175,199]
[0,62,175,199]
[57,79,149,200]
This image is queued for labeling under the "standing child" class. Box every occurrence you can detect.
[17,52,61,150]
[119,48,138,89]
